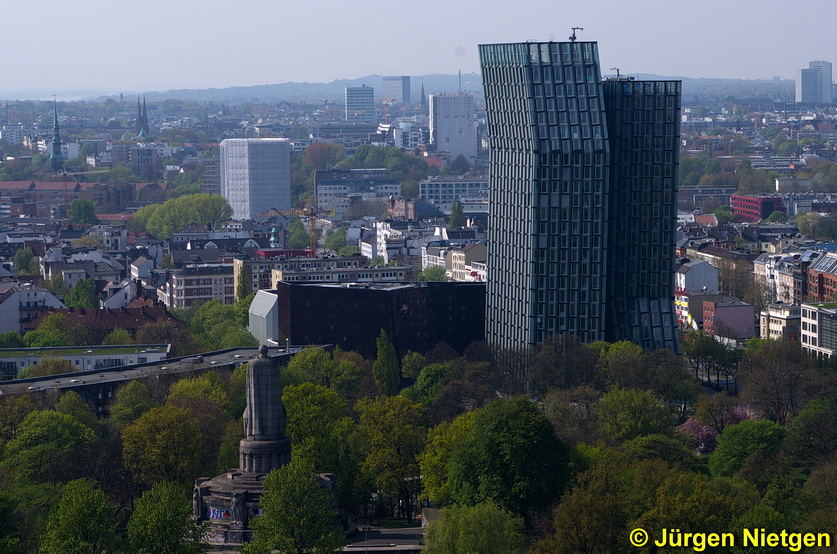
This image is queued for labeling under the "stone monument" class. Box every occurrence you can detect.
[193,345,292,545]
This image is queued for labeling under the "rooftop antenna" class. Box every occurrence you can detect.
[569,27,583,42]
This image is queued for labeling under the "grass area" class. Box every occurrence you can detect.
[0,345,167,358]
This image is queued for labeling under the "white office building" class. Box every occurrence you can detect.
[220,138,291,220]
[796,60,833,104]
[419,175,488,213]
[345,85,375,122]
[429,93,478,164]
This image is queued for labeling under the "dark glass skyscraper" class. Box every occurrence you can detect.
[478,40,680,352]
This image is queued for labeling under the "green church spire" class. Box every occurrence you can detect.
[49,98,64,171]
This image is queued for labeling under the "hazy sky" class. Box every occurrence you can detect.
[4,0,835,95]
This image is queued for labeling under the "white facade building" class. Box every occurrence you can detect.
[345,85,375,122]
[429,93,478,164]
[796,61,833,104]
[220,138,291,220]
[419,175,488,213]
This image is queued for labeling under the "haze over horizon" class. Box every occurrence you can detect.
[4,0,835,96]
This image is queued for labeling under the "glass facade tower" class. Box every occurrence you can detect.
[478,41,680,352]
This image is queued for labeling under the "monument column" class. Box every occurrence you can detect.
[239,345,291,474]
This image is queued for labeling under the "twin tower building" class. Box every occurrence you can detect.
[480,40,681,352]
[220,39,682,353]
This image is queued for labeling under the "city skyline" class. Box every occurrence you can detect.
[4,0,836,95]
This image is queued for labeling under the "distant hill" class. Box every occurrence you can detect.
[140,73,795,106]
[1,73,796,105]
[141,73,485,104]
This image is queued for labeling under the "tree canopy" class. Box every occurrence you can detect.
[448,396,569,516]
[245,459,345,554]
[134,194,232,239]
[67,198,99,224]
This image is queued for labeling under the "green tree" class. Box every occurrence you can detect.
[0,395,37,441]
[101,327,133,345]
[714,204,734,225]
[67,198,99,224]
[22,312,90,348]
[122,404,205,486]
[448,396,568,516]
[324,227,348,252]
[783,399,837,470]
[372,329,400,396]
[416,265,448,282]
[12,247,36,275]
[597,388,674,443]
[236,266,251,302]
[680,329,732,382]
[418,411,478,506]
[448,198,466,228]
[40,479,119,554]
[287,216,310,249]
[633,470,742,546]
[145,194,232,239]
[283,383,347,472]
[168,374,231,412]
[167,169,204,198]
[356,395,425,522]
[131,203,160,233]
[17,356,79,379]
[127,481,209,554]
[55,390,99,431]
[400,350,426,379]
[4,410,98,484]
[709,419,785,477]
[245,459,345,554]
[109,380,155,428]
[64,278,96,309]
[0,331,23,348]
[763,210,788,223]
[403,362,451,406]
[596,340,646,390]
[425,502,525,554]
[286,346,335,385]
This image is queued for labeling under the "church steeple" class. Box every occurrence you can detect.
[49,99,64,171]
[136,95,149,137]
[420,83,427,114]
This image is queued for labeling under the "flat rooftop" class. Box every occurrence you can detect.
[0,344,168,358]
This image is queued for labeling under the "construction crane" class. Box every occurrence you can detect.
[255,206,318,257]
[376,98,396,123]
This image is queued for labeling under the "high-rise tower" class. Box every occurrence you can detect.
[429,93,478,165]
[345,85,375,122]
[383,75,411,104]
[479,40,681,352]
[220,138,291,220]
[796,61,833,104]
